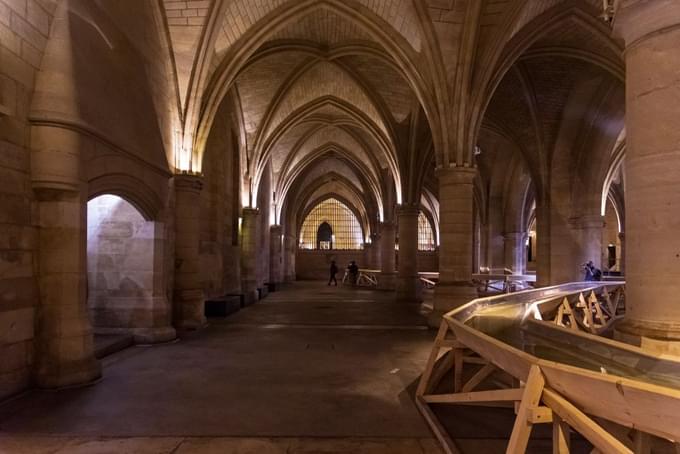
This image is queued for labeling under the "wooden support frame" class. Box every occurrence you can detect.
[415,283,680,454]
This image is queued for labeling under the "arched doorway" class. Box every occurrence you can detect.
[317,221,333,249]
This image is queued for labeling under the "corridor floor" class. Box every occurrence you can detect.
[0,282,443,453]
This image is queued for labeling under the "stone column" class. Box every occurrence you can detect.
[504,231,526,274]
[283,234,296,282]
[396,204,421,301]
[31,125,101,388]
[431,167,478,325]
[269,224,283,285]
[618,231,625,274]
[369,232,381,269]
[570,214,605,280]
[241,207,260,303]
[378,221,397,289]
[173,174,205,330]
[613,2,680,345]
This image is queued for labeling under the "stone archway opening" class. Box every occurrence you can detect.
[86,195,174,350]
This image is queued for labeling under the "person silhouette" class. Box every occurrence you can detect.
[328,260,338,286]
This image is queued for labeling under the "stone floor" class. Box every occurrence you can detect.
[0,282,601,453]
[0,282,442,453]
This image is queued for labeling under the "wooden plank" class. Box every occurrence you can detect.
[528,406,553,424]
[552,415,571,453]
[552,414,571,454]
[462,356,489,365]
[461,363,496,393]
[453,348,464,393]
[422,388,524,404]
[540,362,680,441]
[542,388,633,454]
[427,351,454,395]
[416,320,450,396]
[506,365,546,454]
[415,397,462,454]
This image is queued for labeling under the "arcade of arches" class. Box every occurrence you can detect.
[0,0,679,452]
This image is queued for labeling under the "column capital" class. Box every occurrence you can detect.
[174,173,203,194]
[613,0,680,46]
[435,165,476,185]
[270,224,282,234]
[396,203,420,217]
[618,231,625,240]
[242,206,260,216]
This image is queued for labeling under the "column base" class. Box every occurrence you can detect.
[429,282,478,328]
[615,318,680,356]
[35,356,102,390]
[176,289,206,331]
[396,276,422,302]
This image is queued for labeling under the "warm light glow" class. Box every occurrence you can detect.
[173,130,194,173]
[299,198,363,250]
[418,211,436,251]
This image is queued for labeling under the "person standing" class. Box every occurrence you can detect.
[328,260,338,286]
[348,260,359,286]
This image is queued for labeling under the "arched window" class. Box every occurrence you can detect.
[300,198,363,250]
[418,211,436,251]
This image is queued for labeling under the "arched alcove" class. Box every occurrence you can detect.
[87,195,174,344]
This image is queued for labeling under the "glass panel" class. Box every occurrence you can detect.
[418,211,436,251]
[300,198,363,250]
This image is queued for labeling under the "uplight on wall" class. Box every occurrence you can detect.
[173,130,194,174]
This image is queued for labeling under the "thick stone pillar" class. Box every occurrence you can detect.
[378,221,397,289]
[570,214,605,280]
[174,174,205,330]
[614,2,680,345]
[369,232,381,269]
[269,224,283,285]
[31,126,101,388]
[283,234,296,282]
[396,204,421,301]
[618,231,625,274]
[431,167,478,325]
[504,231,526,274]
[241,208,260,303]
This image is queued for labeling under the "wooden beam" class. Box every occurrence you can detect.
[542,388,633,454]
[461,363,496,393]
[453,347,464,393]
[416,320,450,396]
[415,397,462,454]
[422,388,524,404]
[528,406,553,424]
[552,414,571,454]
[506,365,545,454]
[632,431,651,454]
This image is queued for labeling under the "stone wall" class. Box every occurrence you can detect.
[417,251,438,272]
[296,250,368,280]
[0,0,57,401]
